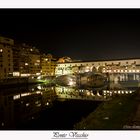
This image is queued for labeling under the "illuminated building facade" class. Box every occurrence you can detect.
[55,58,140,82]
[0,36,13,79]
[13,43,41,77]
[41,54,56,76]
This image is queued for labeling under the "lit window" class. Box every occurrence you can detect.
[36,60,40,63]
[117,70,120,73]
[132,70,135,73]
[114,70,116,73]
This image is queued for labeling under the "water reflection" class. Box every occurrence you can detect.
[0,81,139,129]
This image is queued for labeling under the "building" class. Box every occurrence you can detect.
[13,43,41,77]
[55,58,140,82]
[41,54,57,76]
[0,36,14,79]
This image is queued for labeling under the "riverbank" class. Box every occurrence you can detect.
[0,77,55,88]
[74,89,139,130]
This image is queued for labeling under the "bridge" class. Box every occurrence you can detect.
[55,58,140,82]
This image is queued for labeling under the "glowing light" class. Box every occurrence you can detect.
[37,76,41,79]
[133,70,135,73]
[68,81,74,86]
[103,90,106,93]
[117,70,120,73]
[118,90,121,94]
[37,85,42,90]
[114,70,117,73]
[97,92,101,97]
[13,94,20,100]
[36,91,41,94]
[26,103,30,107]
[129,70,132,72]
[125,70,127,73]
[36,73,40,76]
[107,91,109,93]
[21,92,31,97]
[122,91,124,94]
[125,91,128,94]
[103,117,109,120]
[36,60,40,63]
[0,49,3,52]
[86,91,90,96]
[121,70,123,73]
[13,72,20,76]
[36,103,41,107]
[129,91,132,93]
[1,122,4,126]
[21,74,30,77]
[136,70,140,72]
[46,102,49,106]
[91,93,95,96]
[25,63,28,66]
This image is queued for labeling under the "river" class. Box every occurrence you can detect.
[0,81,139,130]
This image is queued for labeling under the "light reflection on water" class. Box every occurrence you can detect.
[0,81,139,129]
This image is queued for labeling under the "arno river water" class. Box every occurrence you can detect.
[0,81,139,130]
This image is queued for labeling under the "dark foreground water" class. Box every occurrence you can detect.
[0,81,139,130]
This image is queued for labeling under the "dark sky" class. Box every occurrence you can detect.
[1,9,140,61]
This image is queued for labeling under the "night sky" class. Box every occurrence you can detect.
[1,9,140,61]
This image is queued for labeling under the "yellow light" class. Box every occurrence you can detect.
[129,91,132,93]
[118,70,120,73]
[46,102,49,106]
[25,63,28,66]
[114,70,116,72]
[97,92,101,96]
[13,72,20,76]
[13,94,20,100]
[125,91,128,94]
[136,70,140,72]
[129,70,132,72]
[37,85,42,90]
[26,103,30,107]
[0,49,3,52]
[36,60,40,63]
